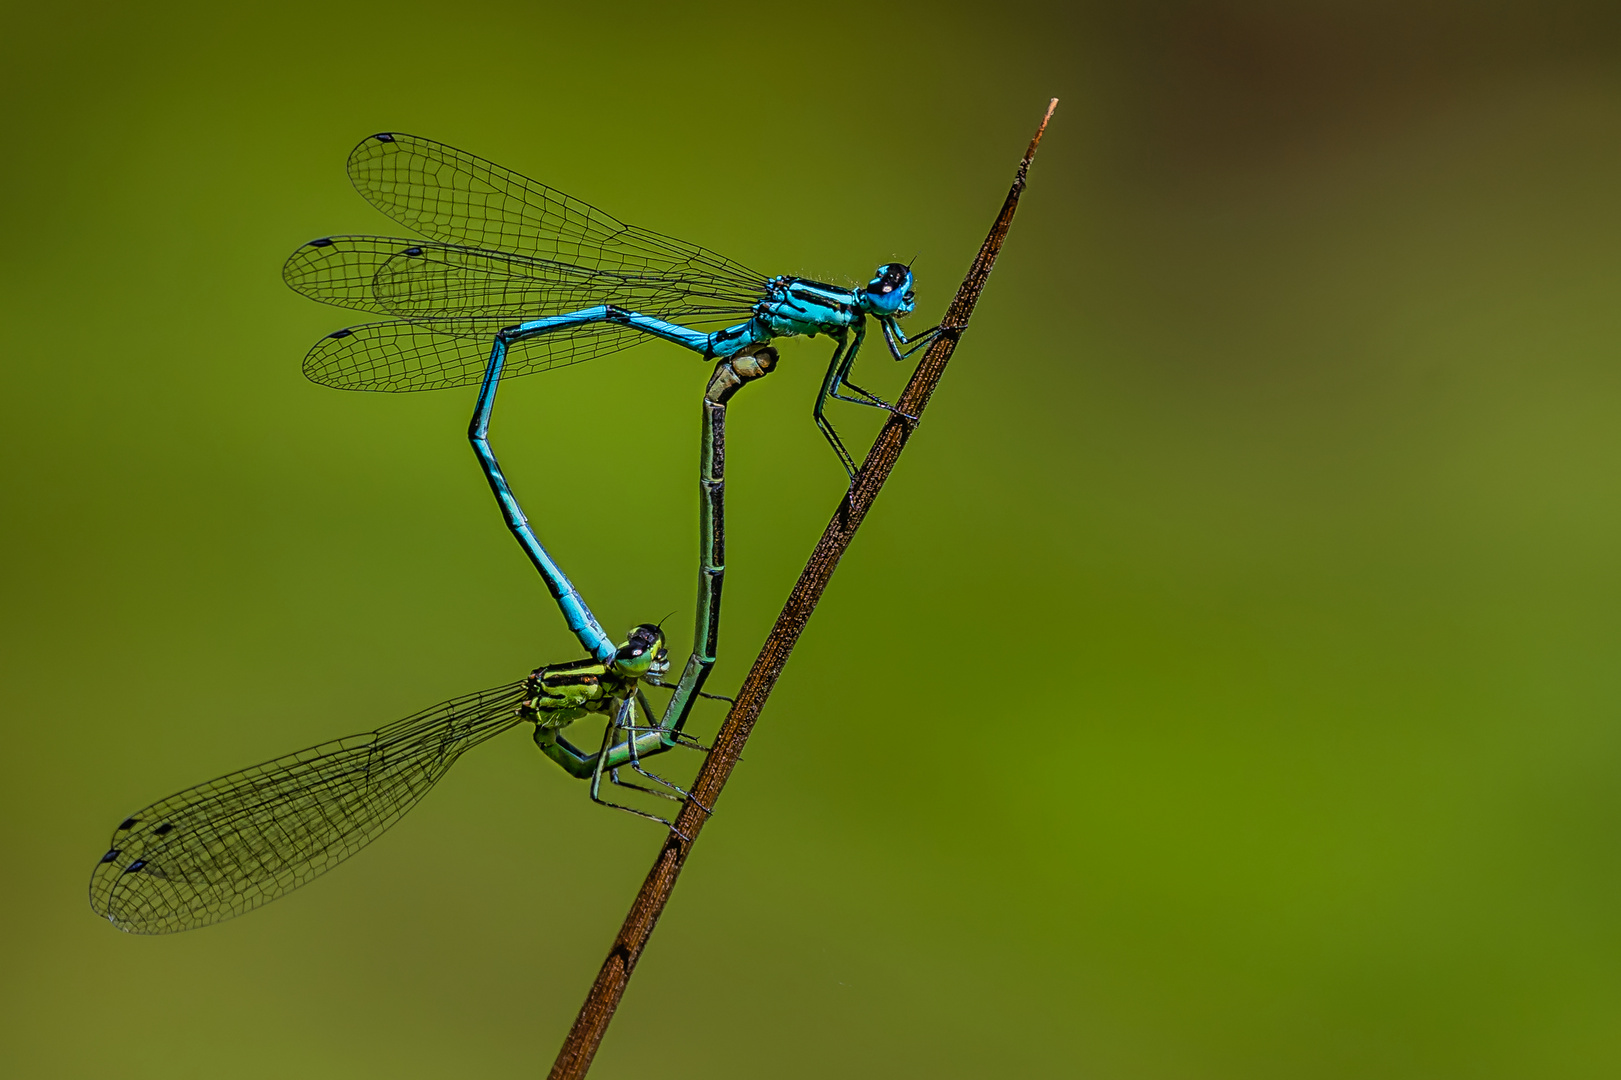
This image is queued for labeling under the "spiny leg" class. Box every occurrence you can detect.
[539,715,680,805]
[589,697,684,829]
[828,320,894,411]
[620,689,712,814]
[836,318,931,424]
[813,336,862,477]
[627,691,712,752]
[614,695,688,801]
[881,317,944,362]
[828,320,918,428]
[646,681,735,709]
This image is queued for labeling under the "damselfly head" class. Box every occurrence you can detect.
[861,263,917,317]
[614,624,667,679]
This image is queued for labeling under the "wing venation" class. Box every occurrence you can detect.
[302,319,656,392]
[89,682,527,934]
[286,132,772,391]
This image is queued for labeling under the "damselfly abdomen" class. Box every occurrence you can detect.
[285,133,939,477]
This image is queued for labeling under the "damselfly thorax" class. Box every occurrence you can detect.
[289,134,937,478]
[756,277,864,337]
[521,623,670,730]
[89,351,779,934]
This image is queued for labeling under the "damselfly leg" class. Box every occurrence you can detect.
[842,315,945,418]
[88,610,720,935]
[290,133,942,482]
[622,689,713,812]
[480,346,772,810]
[814,321,922,476]
[881,318,944,361]
[587,698,695,834]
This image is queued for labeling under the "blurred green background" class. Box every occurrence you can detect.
[6,1,1621,1076]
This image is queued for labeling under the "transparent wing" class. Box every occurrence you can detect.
[90,681,528,934]
[347,132,765,291]
[284,235,762,324]
[301,319,653,392]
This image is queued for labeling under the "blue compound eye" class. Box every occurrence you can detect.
[868,263,910,297]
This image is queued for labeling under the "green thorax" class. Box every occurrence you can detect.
[520,624,668,731]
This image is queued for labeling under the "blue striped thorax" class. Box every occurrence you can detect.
[703,263,919,359]
[751,263,917,340]
[753,276,862,339]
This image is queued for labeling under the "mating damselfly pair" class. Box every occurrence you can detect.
[90,132,941,933]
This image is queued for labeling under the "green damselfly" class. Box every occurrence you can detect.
[90,351,774,933]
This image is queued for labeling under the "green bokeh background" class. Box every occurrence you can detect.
[6,2,1621,1076]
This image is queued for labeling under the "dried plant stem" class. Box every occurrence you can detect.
[548,98,1059,1080]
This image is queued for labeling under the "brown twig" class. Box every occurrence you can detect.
[547,98,1059,1079]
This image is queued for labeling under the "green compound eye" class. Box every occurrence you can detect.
[105,105,998,933]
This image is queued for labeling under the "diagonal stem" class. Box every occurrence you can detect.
[547,98,1059,1080]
